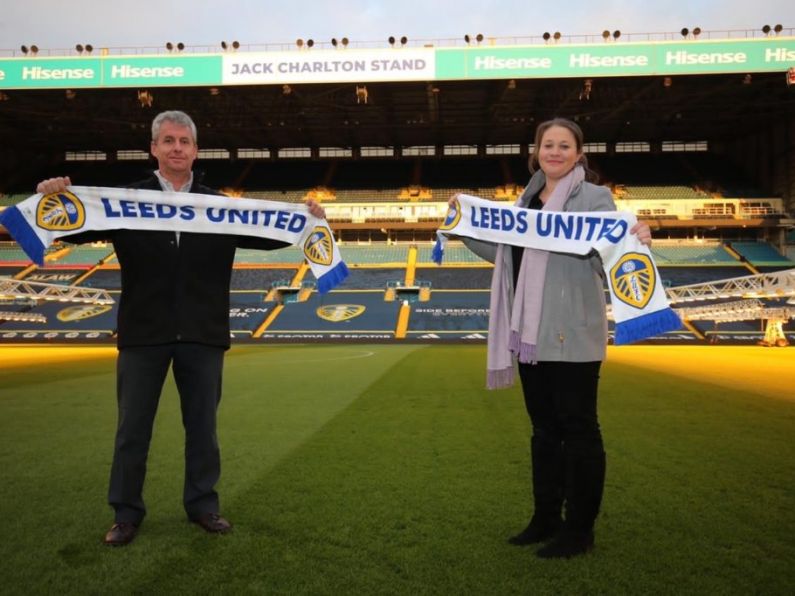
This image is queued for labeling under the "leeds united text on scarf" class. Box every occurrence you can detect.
[433,194,681,355]
[0,186,348,293]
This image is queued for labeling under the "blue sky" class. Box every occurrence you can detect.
[1,0,791,51]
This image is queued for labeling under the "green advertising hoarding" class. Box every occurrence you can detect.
[436,38,795,80]
[0,58,102,88]
[101,56,221,87]
[0,39,792,89]
[0,55,222,89]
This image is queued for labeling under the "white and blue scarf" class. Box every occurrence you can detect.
[433,192,681,356]
[0,186,348,293]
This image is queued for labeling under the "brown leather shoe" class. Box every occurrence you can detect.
[192,513,232,534]
[103,522,138,546]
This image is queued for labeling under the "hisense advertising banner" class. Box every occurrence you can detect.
[0,55,222,89]
[0,39,792,90]
[435,38,795,79]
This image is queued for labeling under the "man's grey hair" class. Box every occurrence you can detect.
[151,110,197,143]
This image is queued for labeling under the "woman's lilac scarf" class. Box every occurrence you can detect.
[487,166,584,388]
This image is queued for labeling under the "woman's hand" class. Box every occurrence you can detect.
[630,221,652,247]
[305,199,326,219]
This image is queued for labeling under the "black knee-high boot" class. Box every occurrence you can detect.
[537,447,605,558]
[508,435,564,545]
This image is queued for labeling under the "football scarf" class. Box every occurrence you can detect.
[433,193,681,352]
[0,186,348,293]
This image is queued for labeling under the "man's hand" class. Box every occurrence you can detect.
[306,199,326,219]
[36,177,72,194]
[448,193,460,207]
[630,221,653,247]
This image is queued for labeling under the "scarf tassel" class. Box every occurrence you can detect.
[509,330,539,364]
[487,367,514,389]
[316,261,350,294]
[0,206,46,265]
[614,307,682,345]
[432,237,444,265]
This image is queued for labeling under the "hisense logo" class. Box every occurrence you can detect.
[765,48,795,62]
[665,51,747,65]
[110,65,185,78]
[22,67,94,80]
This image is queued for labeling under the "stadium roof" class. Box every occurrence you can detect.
[1,71,791,150]
[1,36,794,190]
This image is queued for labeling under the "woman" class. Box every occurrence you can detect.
[457,118,651,558]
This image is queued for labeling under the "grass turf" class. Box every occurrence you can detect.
[0,344,793,594]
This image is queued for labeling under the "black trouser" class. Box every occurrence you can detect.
[518,360,605,533]
[109,342,225,524]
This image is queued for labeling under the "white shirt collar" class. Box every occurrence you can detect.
[154,170,193,193]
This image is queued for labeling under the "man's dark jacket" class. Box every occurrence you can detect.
[66,174,286,349]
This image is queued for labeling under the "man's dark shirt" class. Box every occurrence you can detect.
[64,174,287,349]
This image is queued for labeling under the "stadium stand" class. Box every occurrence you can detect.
[406,290,490,339]
[234,246,306,264]
[341,268,406,290]
[0,194,29,207]
[0,300,116,338]
[77,269,123,290]
[649,241,739,265]
[229,293,277,336]
[621,185,705,200]
[47,245,114,266]
[20,269,90,285]
[414,267,494,289]
[1,132,792,346]
[260,291,399,339]
[339,244,409,264]
[415,243,488,264]
[335,189,401,202]
[0,265,27,277]
[656,266,751,287]
[230,268,298,290]
[0,243,34,262]
[730,242,794,267]
[233,247,298,264]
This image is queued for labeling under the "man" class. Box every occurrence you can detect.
[37,110,325,546]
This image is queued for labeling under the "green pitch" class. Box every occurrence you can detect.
[0,345,793,594]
